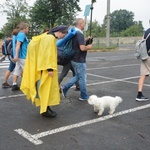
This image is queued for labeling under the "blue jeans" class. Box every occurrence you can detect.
[63,61,89,99]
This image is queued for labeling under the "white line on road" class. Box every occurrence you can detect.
[0,65,9,69]
[86,64,139,70]
[0,63,9,66]
[14,103,150,145]
[86,73,150,87]
[0,94,24,100]
[0,74,149,101]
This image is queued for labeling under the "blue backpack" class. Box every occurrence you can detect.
[62,38,75,59]
[57,27,76,65]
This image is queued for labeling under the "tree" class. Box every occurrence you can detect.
[29,0,81,29]
[86,20,101,37]
[0,0,29,35]
[103,9,135,34]
[120,21,144,37]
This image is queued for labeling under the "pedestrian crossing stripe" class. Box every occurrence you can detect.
[0,61,9,68]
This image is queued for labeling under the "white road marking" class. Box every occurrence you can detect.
[86,73,150,87]
[86,64,139,70]
[0,60,10,68]
[0,74,149,101]
[14,104,150,145]
[0,62,148,145]
[0,63,9,66]
[0,94,24,100]
[0,65,9,69]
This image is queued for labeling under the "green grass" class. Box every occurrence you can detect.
[89,45,119,52]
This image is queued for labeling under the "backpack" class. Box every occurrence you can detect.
[1,36,16,63]
[2,39,12,55]
[57,38,76,66]
[134,33,150,60]
[62,38,76,59]
[57,47,70,66]
[56,27,77,64]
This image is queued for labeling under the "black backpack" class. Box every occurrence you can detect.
[2,39,12,55]
[57,47,70,66]
[1,37,16,63]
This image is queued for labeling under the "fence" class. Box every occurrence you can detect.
[0,36,141,55]
[92,36,141,48]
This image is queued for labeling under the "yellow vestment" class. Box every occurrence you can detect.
[20,33,60,114]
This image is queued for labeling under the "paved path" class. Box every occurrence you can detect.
[0,50,150,150]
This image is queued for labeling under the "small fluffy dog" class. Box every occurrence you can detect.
[88,95,123,116]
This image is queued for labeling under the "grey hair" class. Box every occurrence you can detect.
[73,18,84,27]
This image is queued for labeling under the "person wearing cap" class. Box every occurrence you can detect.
[20,25,68,118]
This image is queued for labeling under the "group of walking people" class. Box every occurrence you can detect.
[1,17,150,118]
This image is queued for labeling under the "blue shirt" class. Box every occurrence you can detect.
[17,31,29,59]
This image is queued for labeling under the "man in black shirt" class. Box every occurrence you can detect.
[61,18,92,101]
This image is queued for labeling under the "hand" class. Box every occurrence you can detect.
[87,44,92,50]
[85,37,93,46]
[13,57,19,62]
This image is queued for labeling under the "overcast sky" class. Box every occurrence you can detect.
[0,0,149,30]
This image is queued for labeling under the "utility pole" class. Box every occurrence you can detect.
[106,0,110,47]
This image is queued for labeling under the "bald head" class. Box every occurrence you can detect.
[74,18,85,30]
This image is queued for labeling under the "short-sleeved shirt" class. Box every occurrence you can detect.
[17,31,29,59]
[144,28,150,56]
[72,31,87,63]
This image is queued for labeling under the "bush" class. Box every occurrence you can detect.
[0,32,5,39]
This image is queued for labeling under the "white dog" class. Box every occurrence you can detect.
[88,95,123,116]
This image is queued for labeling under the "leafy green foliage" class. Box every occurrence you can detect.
[85,20,101,37]
[103,9,135,33]
[0,32,5,39]
[120,21,144,36]
[0,1,145,38]
[0,0,29,35]
[102,9,144,37]
[29,0,81,29]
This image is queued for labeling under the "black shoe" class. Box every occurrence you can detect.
[2,82,12,88]
[12,85,20,91]
[75,86,80,91]
[42,107,57,118]
[136,95,149,101]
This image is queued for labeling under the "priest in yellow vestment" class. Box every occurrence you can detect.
[20,25,68,117]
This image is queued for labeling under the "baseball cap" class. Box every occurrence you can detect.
[50,25,68,33]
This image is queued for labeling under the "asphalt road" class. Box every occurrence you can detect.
[0,49,150,150]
